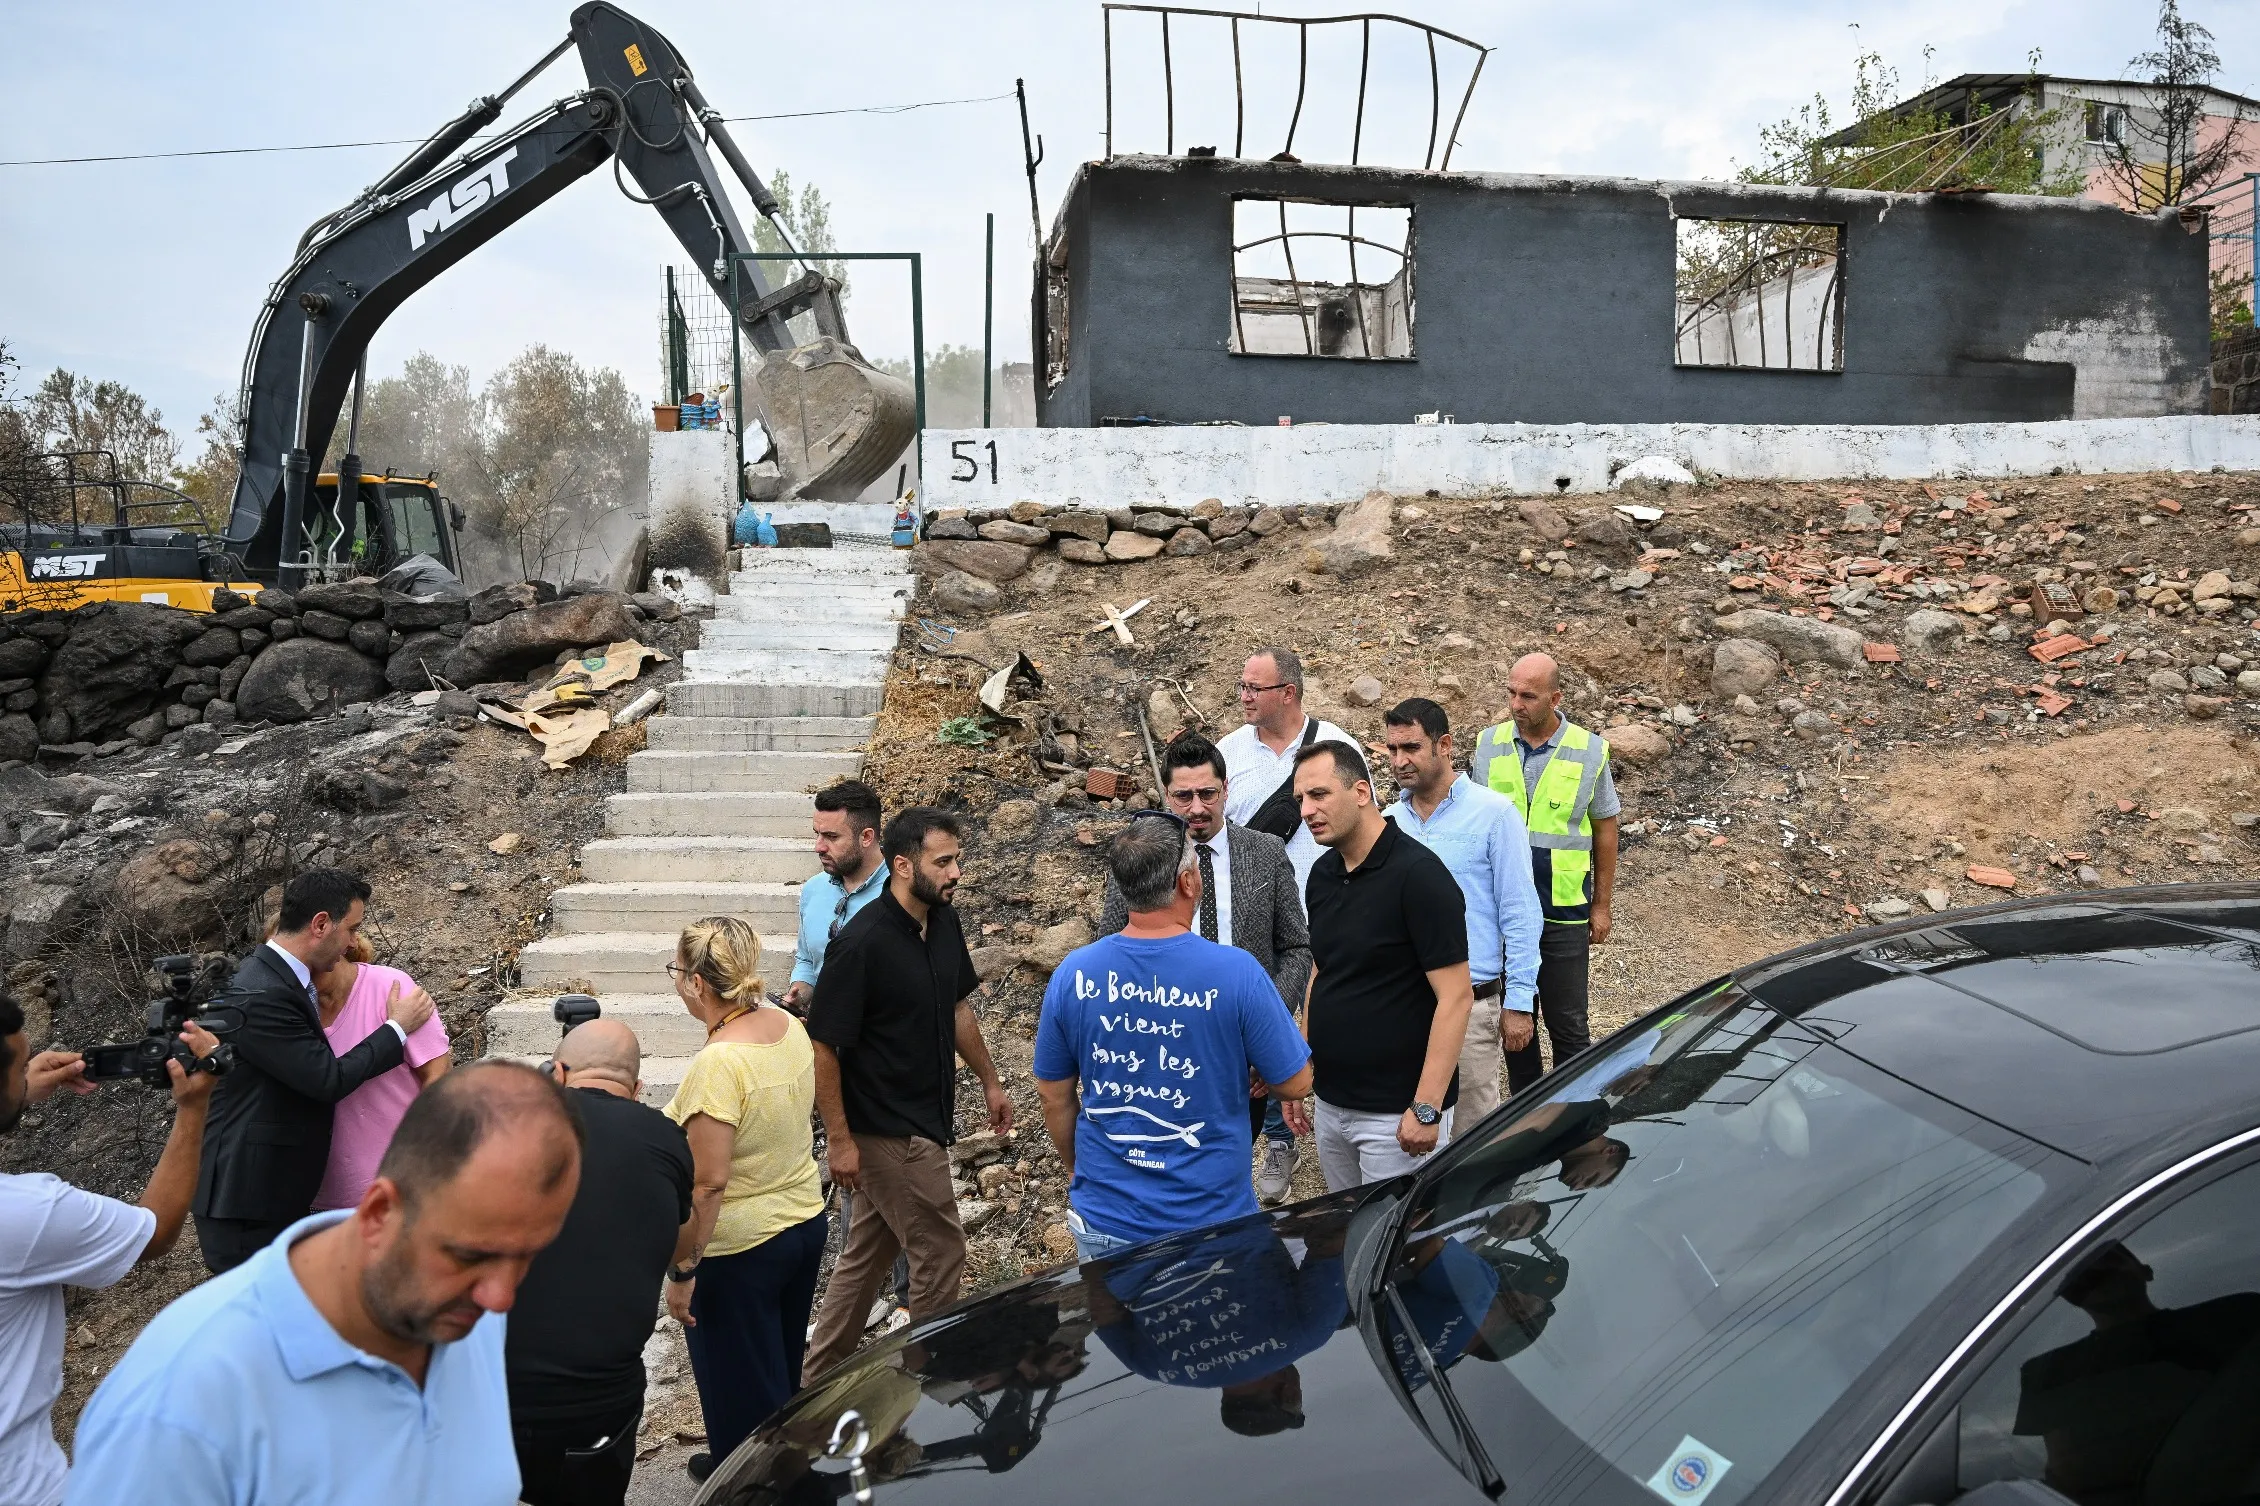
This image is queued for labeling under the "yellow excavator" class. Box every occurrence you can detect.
[2,2,912,611]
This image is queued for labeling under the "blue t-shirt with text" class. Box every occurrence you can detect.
[1035,931,1310,1243]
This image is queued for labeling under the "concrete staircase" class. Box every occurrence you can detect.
[498,545,909,1103]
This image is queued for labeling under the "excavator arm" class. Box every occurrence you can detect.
[224,1,911,583]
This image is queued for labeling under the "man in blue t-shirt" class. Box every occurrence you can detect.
[1036,815,1313,1260]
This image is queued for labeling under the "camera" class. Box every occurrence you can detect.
[553,994,601,1036]
[83,955,239,1089]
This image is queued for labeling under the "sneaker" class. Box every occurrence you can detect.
[686,1452,716,1483]
[877,1305,912,1337]
[1257,1138,1297,1204]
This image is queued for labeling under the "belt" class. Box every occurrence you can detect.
[1472,978,1502,1000]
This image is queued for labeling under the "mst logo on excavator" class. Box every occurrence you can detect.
[407,147,520,250]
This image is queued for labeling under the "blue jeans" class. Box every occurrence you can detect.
[682,1211,828,1463]
[1249,1094,1295,1146]
[1067,1208,1140,1263]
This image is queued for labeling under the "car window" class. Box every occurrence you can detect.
[1378,986,2058,1506]
[1954,1158,2260,1503]
[386,485,443,560]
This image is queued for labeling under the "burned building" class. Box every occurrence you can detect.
[1033,155,2212,429]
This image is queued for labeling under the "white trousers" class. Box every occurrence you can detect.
[1314,1100,1454,1193]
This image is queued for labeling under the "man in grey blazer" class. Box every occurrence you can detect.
[1101,733,1314,1203]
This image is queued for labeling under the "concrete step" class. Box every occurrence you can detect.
[606,791,815,837]
[647,716,872,752]
[626,749,862,794]
[711,590,904,617]
[679,648,892,684]
[731,553,911,577]
[498,1049,688,1107]
[666,681,884,718]
[579,836,819,884]
[698,620,900,653]
[549,881,801,934]
[517,930,794,993]
[487,992,709,1058]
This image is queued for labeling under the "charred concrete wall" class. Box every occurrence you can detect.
[1036,158,2211,428]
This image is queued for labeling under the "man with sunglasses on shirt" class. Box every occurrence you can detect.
[784,782,889,1017]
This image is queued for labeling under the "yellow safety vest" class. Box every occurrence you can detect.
[1472,719,1607,924]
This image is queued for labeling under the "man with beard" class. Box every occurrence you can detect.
[65,1062,583,1505]
[784,781,888,1015]
[803,808,1013,1379]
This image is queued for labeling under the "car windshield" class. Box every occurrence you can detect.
[1375,983,2057,1506]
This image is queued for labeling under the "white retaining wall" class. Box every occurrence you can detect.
[919,416,2260,510]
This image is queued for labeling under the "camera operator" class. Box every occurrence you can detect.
[0,986,219,1506]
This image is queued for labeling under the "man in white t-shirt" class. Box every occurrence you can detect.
[1217,646,1352,897]
[0,987,218,1506]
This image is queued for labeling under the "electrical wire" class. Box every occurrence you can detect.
[0,89,1016,168]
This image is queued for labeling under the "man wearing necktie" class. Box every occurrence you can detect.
[190,869,435,1272]
[1100,734,1313,1203]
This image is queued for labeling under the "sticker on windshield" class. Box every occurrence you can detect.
[1645,1435,1733,1506]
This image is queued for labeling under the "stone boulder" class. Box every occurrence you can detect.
[110,837,236,948]
[0,714,36,764]
[347,618,392,658]
[1710,638,1781,700]
[920,539,1035,583]
[294,578,385,620]
[35,602,208,742]
[1902,608,1965,653]
[299,609,353,642]
[1164,527,1212,557]
[1711,609,1868,670]
[1603,723,1672,766]
[925,516,979,540]
[1103,530,1164,562]
[1517,501,1572,540]
[386,631,455,693]
[468,581,542,624]
[443,593,639,685]
[931,570,1002,615]
[0,638,48,678]
[1311,491,1395,579]
[977,519,1051,546]
[381,592,471,632]
[235,636,390,723]
[1021,917,1094,974]
[181,626,242,667]
[1049,512,1110,543]
[1058,538,1107,565]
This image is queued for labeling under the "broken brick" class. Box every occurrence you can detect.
[2157,498,2183,513]
[2116,798,2139,813]
[2028,635,2091,663]
[1862,642,1902,663]
[1966,866,2018,890]
[2034,691,2073,717]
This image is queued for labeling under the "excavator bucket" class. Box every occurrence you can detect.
[755,339,919,502]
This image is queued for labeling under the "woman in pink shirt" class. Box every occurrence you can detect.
[310,933,451,1211]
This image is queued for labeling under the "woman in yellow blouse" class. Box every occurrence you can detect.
[662,915,827,1482]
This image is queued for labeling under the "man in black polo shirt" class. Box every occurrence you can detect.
[507,1018,695,1506]
[803,807,1014,1378]
[1280,741,1475,1192]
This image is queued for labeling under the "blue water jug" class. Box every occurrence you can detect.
[755,511,779,548]
[733,499,760,546]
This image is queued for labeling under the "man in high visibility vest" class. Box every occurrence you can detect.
[1469,653,1620,1095]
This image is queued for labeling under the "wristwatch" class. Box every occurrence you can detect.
[668,1263,699,1284]
[1411,1101,1442,1127]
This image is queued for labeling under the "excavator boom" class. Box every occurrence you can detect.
[224,2,913,584]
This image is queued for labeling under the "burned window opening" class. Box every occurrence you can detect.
[1043,231,1071,391]
[1675,218,1845,372]
[1230,199,1413,359]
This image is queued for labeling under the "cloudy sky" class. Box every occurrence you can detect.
[3,0,2249,438]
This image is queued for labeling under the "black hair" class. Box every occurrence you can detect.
[814,779,884,836]
[278,867,372,934]
[882,807,963,867]
[375,1060,585,1210]
[1160,732,1228,785]
[1384,697,1451,741]
[1292,738,1370,789]
[0,990,22,1078]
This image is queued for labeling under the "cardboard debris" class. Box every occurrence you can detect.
[473,640,667,767]
[978,651,1045,717]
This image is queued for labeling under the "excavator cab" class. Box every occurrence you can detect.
[304,474,466,582]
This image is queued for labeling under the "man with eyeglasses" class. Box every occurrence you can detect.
[1218,647,1351,897]
[1100,734,1314,1203]
[785,781,888,1016]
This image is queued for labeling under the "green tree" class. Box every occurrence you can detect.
[871,344,1029,427]
[25,369,182,486]
[751,169,849,304]
[463,345,648,582]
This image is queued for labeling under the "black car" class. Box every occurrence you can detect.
[697,886,2260,1506]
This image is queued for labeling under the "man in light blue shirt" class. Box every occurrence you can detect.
[66,1062,583,1506]
[1382,698,1544,1127]
[784,781,889,1013]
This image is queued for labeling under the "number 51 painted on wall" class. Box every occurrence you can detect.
[949,439,999,483]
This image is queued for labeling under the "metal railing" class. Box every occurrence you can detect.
[1229,205,1411,358]
[1102,4,1488,170]
[1676,244,1844,371]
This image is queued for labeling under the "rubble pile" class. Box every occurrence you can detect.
[0,578,683,764]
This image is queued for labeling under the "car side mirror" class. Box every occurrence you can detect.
[447,499,466,531]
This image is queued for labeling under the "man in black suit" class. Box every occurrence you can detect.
[1101,732,1314,1203]
[191,868,435,1272]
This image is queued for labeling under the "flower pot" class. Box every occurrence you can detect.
[652,404,681,433]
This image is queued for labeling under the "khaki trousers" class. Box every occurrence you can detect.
[803,1134,966,1379]
[1455,1000,1505,1127]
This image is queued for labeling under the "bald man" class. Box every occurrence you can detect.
[1469,654,1620,1094]
[506,1021,696,1506]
